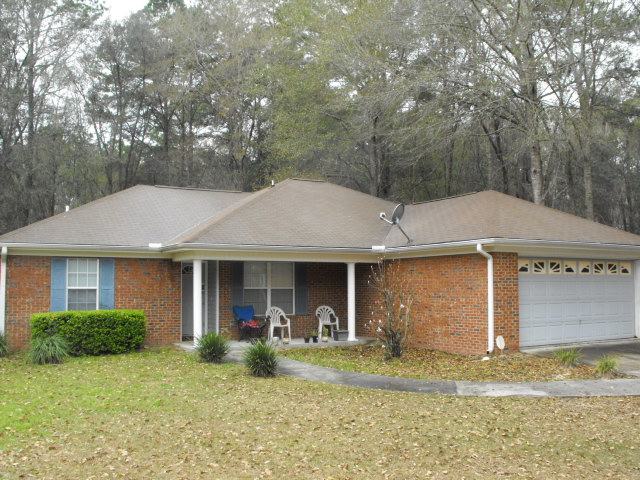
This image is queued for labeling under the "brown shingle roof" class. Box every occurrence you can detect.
[384,190,640,247]
[173,179,395,249]
[1,182,639,251]
[0,185,251,247]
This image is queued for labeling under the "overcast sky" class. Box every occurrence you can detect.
[103,0,149,20]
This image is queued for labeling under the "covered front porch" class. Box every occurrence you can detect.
[179,259,372,343]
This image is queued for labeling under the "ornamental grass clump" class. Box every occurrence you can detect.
[553,347,582,367]
[29,334,70,365]
[595,355,618,377]
[243,338,278,377]
[195,332,230,363]
[0,332,8,357]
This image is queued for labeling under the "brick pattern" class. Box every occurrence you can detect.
[355,254,520,355]
[115,259,182,345]
[5,256,51,350]
[218,261,348,340]
[4,254,519,354]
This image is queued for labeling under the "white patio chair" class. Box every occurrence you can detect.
[316,305,339,338]
[266,306,291,342]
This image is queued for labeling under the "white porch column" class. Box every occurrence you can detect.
[635,260,640,338]
[193,259,203,341]
[0,247,7,335]
[347,262,356,341]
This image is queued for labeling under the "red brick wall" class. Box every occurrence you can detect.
[355,253,520,355]
[5,256,51,350]
[4,256,181,350]
[4,254,519,354]
[492,253,520,351]
[115,259,181,345]
[356,263,380,337]
[218,261,348,340]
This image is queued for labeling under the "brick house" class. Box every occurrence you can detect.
[1,179,639,354]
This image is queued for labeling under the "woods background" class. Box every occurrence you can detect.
[1,0,639,235]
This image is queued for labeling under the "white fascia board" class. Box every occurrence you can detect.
[0,243,173,259]
[170,245,378,264]
[3,237,639,262]
[382,238,640,260]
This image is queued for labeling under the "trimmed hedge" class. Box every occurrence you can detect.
[31,310,146,356]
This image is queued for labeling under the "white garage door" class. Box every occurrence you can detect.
[519,259,635,347]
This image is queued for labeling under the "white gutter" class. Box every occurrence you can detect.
[0,246,7,335]
[476,244,494,353]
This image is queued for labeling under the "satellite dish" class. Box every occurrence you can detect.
[496,335,505,353]
[378,203,412,244]
[391,203,405,224]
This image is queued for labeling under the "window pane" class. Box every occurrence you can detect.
[87,273,98,287]
[271,263,293,288]
[244,262,267,288]
[68,289,97,311]
[78,259,88,274]
[271,289,293,314]
[68,271,77,287]
[244,289,267,316]
[88,260,97,273]
[68,258,78,274]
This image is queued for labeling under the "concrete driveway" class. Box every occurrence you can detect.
[524,339,640,377]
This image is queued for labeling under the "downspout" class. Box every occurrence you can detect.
[0,246,7,335]
[476,244,494,353]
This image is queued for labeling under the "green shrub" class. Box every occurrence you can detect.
[196,332,230,363]
[243,338,278,377]
[0,332,8,357]
[595,355,618,376]
[553,348,582,367]
[29,334,70,364]
[31,310,146,356]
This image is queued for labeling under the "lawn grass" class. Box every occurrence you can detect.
[1,349,639,479]
[280,345,600,382]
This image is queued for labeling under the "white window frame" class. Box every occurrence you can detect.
[243,262,295,315]
[67,258,99,311]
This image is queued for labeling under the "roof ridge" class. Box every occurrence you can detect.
[166,181,288,245]
[410,191,480,206]
[154,184,244,193]
[289,177,325,183]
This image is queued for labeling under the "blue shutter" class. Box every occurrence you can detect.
[98,258,115,310]
[294,263,309,316]
[50,258,67,312]
[231,261,244,309]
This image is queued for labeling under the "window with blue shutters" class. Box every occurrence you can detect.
[50,258,115,312]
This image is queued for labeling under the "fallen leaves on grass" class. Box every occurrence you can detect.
[280,345,598,382]
[0,350,638,479]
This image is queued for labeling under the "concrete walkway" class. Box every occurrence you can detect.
[177,340,640,398]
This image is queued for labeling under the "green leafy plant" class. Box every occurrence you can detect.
[29,334,70,364]
[553,348,582,367]
[195,332,230,363]
[0,332,8,357]
[243,338,278,377]
[595,355,618,376]
[322,327,329,337]
[310,330,317,337]
[31,310,146,356]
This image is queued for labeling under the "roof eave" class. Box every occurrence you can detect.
[0,242,172,258]
[384,237,640,260]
